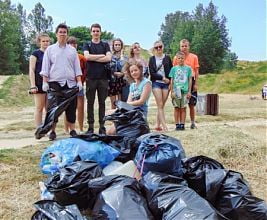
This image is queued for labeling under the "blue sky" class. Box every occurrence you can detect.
[11,0,266,61]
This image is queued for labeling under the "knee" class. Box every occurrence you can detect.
[157,102,164,109]
[36,105,44,113]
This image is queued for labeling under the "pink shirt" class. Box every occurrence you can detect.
[40,42,82,88]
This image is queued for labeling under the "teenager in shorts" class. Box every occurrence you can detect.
[173,39,199,129]
[169,51,192,130]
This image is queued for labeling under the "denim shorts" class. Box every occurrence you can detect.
[152,81,169,90]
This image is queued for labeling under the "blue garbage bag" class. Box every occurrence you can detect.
[40,138,120,175]
[134,133,186,176]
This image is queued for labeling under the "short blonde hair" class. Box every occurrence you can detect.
[180,39,190,45]
[35,33,50,46]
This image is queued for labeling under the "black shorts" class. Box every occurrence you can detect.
[189,78,197,106]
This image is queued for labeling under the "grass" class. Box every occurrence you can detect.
[199,61,267,94]
[0,61,266,219]
[0,75,33,107]
[1,93,266,219]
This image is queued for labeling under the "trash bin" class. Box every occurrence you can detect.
[206,94,219,115]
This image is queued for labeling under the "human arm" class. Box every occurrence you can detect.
[187,76,192,99]
[29,55,38,94]
[193,67,199,91]
[127,82,152,106]
[84,50,105,61]
[95,51,112,63]
[39,49,50,92]
[170,78,175,99]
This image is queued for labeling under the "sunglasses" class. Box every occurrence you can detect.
[154,45,163,50]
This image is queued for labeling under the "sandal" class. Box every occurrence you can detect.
[155,127,163,131]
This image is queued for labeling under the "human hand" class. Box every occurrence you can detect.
[187,92,191,99]
[42,82,49,92]
[29,86,38,94]
[171,92,175,99]
[77,81,83,92]
[163,77,170,84]
[114,72,123,77]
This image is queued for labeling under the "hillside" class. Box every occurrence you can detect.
[0,61,266,108]
[199,61,267,94]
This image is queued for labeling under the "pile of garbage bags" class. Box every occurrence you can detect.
[32,103,267,220]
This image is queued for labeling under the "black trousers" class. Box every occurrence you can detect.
[47,82,77,123]
[86,79,108,127]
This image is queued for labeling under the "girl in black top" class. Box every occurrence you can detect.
[29,33,50,127]
[149,40,172,132]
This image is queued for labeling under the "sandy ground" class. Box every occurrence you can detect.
[0,75,266,149]
[0,96,266,149]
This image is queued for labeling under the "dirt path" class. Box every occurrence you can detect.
[0,93,266,149]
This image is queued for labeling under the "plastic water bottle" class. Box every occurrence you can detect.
[174,87,182,99]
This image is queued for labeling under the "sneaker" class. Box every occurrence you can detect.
[70,130,77,137]
[180,124,185,130]
[190,123,196,129]
[49,131,57,141]
[175,124,181,131]
[99,126,106,135]
[86,127,94,134]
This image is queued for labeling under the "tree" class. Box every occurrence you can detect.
[69,26,114,53]
[28,2,53,34]
[159,11,191,54]
[27,2,53,52]
[223,51,238,70]
[16,3,29,72]
[160,2,232,73]
[0,0,21,74]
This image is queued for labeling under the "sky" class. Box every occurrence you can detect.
[11,0,267,61]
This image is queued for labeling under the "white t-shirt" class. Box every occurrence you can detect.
[155,55,166,84]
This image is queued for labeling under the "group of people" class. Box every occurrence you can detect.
[29,23,199,140]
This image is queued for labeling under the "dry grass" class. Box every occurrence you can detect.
[0,93,266,219]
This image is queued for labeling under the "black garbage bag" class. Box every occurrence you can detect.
[76,133,139,163]
[142,172,225,220]
[31,200,86,220]
[46,160,103,210]
[215,170,267,220]
[35,84,78,139]
[104,101,150,138]
[182,155,227,203]
[88,175,154,219]
[134,133,186,176]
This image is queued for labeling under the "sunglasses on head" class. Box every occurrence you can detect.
[154,45,163,50]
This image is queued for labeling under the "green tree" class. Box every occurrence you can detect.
[0,0,21,75]
[28,2,53,34]
[27,2,53,52]
[69,26,114,52]
[16,3,28,72]
[223,51,238,70]
[159,11,191,54]
[160,2,232,74]
[191,2,231,73]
